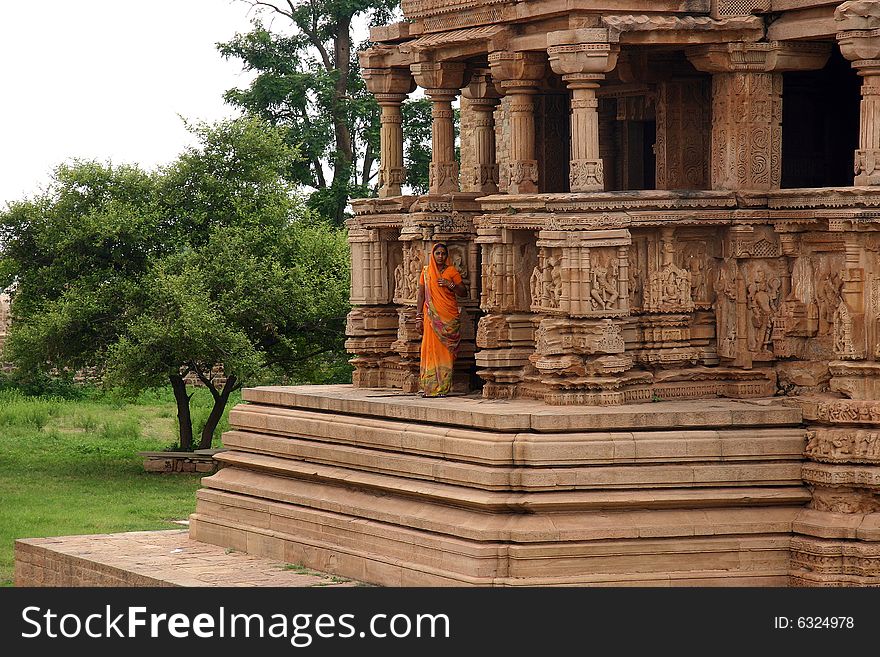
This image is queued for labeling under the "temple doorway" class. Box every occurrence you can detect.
[782,48,860,188]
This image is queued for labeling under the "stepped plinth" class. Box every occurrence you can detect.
[188,385,813,586]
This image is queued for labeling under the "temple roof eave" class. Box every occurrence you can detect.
[372,14,772,65]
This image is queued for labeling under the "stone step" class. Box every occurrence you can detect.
[240,385,802,432]
[226,407,806,466]
[212,446,805,492]
[196,470,804,543]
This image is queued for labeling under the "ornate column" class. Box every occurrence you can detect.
[362,67,416,197]
[687,42,831,192]
[547,30,620,192]
[411,61,466,195]
[837,2,880,185]
[460,70,501,194]
[489,51,545,194]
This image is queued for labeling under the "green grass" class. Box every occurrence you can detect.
[0,386,241,587]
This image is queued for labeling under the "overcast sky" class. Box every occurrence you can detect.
[0,0,267,208]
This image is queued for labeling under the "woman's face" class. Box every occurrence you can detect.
[433,247,448,266]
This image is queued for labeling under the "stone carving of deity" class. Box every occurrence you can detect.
[628,249,641,309]
[833,302,856,357]
[747,269,781,353]
[647,262,693,312]
[714,261,738,356]
[591,265,619,311]
[544,255,562,309]
[530,253,544,309]
[687,257,707,303]
[393,262,404,301]
[485,248,502,308]
[817,268,843,336]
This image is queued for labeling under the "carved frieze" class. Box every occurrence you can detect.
[534,318,626,357]
[816,400,880,425]
[802,463,880,490]
[806,428,880,464]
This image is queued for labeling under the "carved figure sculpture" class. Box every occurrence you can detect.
[546,256,562,309]
[747,270,780,353]
[530,254,544,308]
[591,266,619,310]
[647,262,692,311]
[833,302,855,356]
[714,261,738,356]
[687,257,707,303]
[818,269,842,336]
[393,262,404,300]
[485,248,502,307]
[628,249,641,309]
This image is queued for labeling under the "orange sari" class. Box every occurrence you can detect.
[418,254,463,397]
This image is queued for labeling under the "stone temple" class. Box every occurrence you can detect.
[187,1,880,586]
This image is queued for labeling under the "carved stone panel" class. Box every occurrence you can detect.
[393,241,425,305]
[655,78,711,191]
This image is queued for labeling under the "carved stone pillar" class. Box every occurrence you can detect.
[688,42,831,192]
[378,98,406,197]
[489,51,545,194]
[461,70,501,194]
[837,6,880,186]
[362,68,415,198]
[547,30,619,192]
[359,47,415,198]
[411,61,466,195]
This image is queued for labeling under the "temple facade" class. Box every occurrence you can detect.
[184,1,880,587]
[352,0,880,409]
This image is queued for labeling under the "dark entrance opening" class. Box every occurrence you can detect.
[782,47,861,188]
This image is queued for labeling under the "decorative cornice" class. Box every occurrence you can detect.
[602,14,763,42]
[687,41,832,73]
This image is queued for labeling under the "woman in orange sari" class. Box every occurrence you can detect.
[415,243,467,397]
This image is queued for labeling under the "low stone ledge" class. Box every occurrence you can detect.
[138,449,226,473]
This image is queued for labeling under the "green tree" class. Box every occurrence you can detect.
[219,1,432,222]
[0,117,351,450]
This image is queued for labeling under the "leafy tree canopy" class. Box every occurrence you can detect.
[219,0,433,222]
[0,117,351,450]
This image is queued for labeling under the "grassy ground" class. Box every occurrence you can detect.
[0,386,240,587]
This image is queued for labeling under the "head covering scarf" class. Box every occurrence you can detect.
[418,244,463,396]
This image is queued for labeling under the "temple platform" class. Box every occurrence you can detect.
[13,529,362,587]
[188,385,815,586]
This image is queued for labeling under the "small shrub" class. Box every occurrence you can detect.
[0,392,58,429]
[99,418,142,443]
[73,413,99,432]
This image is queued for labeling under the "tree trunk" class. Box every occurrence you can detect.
[329,14,354,223]
[199,374,238,450]
[169,373,194,451]
[361,141,375,189]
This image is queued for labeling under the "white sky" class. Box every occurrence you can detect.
[0,0,265,208]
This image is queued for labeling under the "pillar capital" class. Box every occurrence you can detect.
[837,31,880,66]
[358,44,412,71]
[835,1,880,32]
[410,61,466,92]
[462,69,501,105]
[488,51,546,86]
[547,29,620,77]
[362,67,416,97]
[687,41,831,73]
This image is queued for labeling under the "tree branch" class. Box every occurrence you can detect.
[190,360,221,401]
